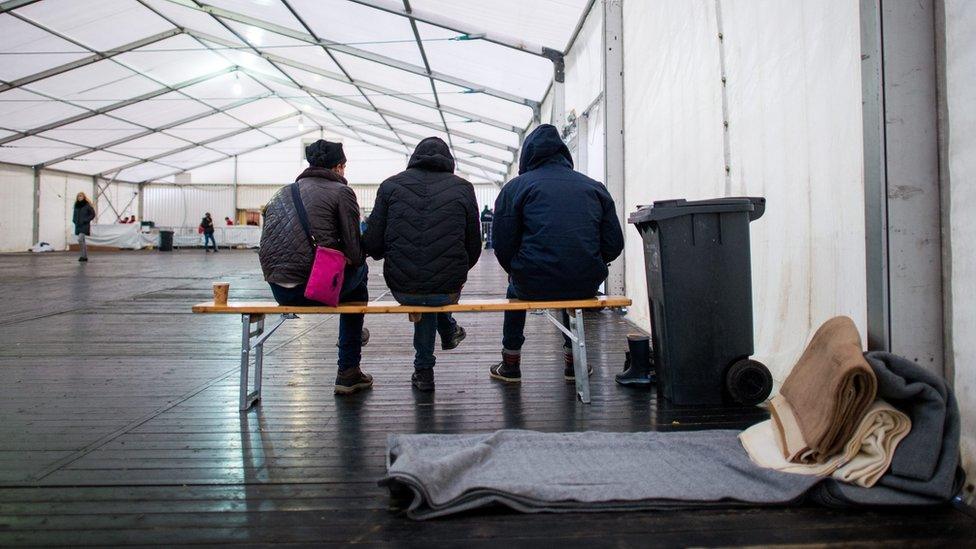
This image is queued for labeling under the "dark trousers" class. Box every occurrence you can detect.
[502,283,573,351]
[392,292,460,369]
[203,232,217,251]
[269,264,368,372]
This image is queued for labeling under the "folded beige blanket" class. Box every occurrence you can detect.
[775,316,878,463]
[740,400,911,487]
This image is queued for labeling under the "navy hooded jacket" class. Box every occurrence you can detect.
[492,124,624,300]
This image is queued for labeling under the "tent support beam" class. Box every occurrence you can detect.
[95,111,303,177]
[31,167,40,244]
[0,0,39,14]
[0,29,183,94]
[277,0,411,150]
[38,93,272,168]
[185,30,522,134]
[345,0,549,57]
[162,0,537,108]
[141,127,324,184]
[603,0,625,296]
[0,67,237,146]
[245,69,517,154]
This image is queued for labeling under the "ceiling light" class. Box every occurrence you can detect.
[298,115,305,132]
[246,27,263,44]
[232,74,243,96]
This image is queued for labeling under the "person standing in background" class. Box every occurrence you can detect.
[200,213,217,253]
[480,205,493,241]
[73,192,96,263]
[225,216,234,226]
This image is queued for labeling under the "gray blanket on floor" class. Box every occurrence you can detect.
[382,353,963,519]
[382,429,820,520]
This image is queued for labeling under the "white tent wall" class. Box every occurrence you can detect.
[945,0,976,501]
[0,164,34,252]
[621,0,867,384]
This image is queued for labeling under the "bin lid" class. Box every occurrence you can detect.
[628,196,765,224]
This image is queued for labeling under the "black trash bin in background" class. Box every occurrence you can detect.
[629,197,772,406]
[159,230,174,252]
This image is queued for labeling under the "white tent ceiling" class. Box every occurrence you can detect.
[0,0,593,184]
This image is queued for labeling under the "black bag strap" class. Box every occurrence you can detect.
[290,182,316,248]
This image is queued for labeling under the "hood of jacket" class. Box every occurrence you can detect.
[407,137,455,173]
[518,124,573,174]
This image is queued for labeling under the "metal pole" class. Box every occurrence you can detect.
[137,183,145,222]
[603,0,626,296]
[232,155,239,222]
[31,166,40,244]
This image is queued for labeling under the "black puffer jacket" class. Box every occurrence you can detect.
[259,167,364,286]
[364,138,481,294]
[72,201,95,235]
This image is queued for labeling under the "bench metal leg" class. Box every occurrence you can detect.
[239,313,294,412]
[569,309,591,404]
[544,308,591,404]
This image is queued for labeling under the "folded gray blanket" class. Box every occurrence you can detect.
[810,351,963,506]
[382,429,820,520]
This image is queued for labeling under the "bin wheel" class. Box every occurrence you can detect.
[726,358,773,406]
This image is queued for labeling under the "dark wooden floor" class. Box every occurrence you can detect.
[0,250,972,546]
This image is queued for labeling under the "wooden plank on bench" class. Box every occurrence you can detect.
[192,296,631,314]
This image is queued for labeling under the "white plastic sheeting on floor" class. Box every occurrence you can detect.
[620,0,866,383]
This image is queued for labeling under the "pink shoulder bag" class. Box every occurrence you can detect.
[290,183,346,306]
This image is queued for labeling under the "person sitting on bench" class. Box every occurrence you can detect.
[363,137,481,392]
[258,139,373,395]
[489,124,624,383]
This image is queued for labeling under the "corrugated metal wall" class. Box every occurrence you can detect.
[143,185,235,228]
[237,185,282,210]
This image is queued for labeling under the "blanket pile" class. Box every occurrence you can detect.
[382,318,963,519]
[740,316,962,504]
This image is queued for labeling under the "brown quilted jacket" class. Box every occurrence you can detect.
[259,167,365,286]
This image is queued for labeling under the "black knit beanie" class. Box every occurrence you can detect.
[305,139,346,169]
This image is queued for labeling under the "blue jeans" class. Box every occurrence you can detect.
[203,232,217,251]
[503,283,572,351]
[392,292,460,369]
[269,264,368,372]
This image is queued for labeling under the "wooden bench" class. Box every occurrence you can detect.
[193,296,631,410]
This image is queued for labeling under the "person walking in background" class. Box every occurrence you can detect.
[363,137,481,392]
[480,205,493,241]
[200,212,217,252]
[489,124,624,383]
[72,192,96,263]
[259,139,373,395]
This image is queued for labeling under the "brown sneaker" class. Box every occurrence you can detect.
[334,366,373,394]
[563,346,593,381]
[489,350,522,383]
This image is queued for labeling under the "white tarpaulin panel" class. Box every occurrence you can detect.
[621,0,866,383]
[81,224,155,249]
[945,0,976,497]
[0,163,35,252]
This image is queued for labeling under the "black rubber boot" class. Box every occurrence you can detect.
[615,334,655,386]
